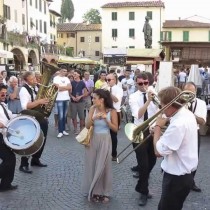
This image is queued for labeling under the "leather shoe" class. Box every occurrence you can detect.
[133,172,139,179]
[192,184,201,192]
[112,157,117,161]
[0,185,18,192]
[130,165,139,172]
[19,166,32,174]
[139,194,148,206]
[31,162,47,167]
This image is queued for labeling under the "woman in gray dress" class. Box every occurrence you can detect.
[82,89,118,203]
[7,76,22,114]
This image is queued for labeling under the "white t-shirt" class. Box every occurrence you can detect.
[179,71,186,82]
[121,78,135,96]
[53,75,70,101]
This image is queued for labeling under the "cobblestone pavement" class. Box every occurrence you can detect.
[0,121,210,210]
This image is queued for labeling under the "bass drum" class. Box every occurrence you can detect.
[3,115,44,156]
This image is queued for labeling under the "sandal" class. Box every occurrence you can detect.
[100,195,110,203]
[91,195,100,203]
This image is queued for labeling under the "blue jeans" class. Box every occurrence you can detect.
[56,100,69,133]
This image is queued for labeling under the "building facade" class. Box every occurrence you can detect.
[57,23,102,61]
[161,20,210,65]
[101,1,165,50]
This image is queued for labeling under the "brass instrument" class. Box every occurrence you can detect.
[33,62,60,117]
[117,90,195,164]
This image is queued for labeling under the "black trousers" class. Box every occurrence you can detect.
[135,131,157,195]
[20,119,48,167]
[158,172,193,210]
[192,131,201,180]
[0,134,16,188]
[110,112,121,158]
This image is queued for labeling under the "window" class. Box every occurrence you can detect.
[82,51,85,56]
[67,33,70,38]
[3,5,11,20]
[80,37,85,42]
[14,10,17,23]
[30,0,32,6]
[129,46,135,48]
[95,51,100,56]
[95,36,100,42]
[209,31,210,42]
[183,31,189,42]
[39,0,42,12]
[44,21,47,34]
[129,12,135,20]
[160,31,172,41]
[36,20,38,30]
[146,11,152,20]
[70,33,75,38]
[112,12,117,21]
[44,2,46,14]
[112,46,117,48]
[61,33,63,38]
[129,29,135,38]
[35,0,38,9]
[39,20,42,33]
[112,29,118,37]
[30,18,33,29]
[22,14,25,25]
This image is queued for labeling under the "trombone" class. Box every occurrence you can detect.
[117,90,195,164]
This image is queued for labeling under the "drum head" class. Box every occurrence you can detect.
[4,115,41,151]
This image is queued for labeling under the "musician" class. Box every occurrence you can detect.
[19,71,49,174]
[153,86,198,210]
[129,73,158,206]
[0,84,17,192]
[106,73,123,161]
[184,82,207,192]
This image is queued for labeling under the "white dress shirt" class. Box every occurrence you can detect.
[111,84,123,112]
[156,107,198,175]
[129,90,158,125]
[19,84,36,110]
[0,102,14,126]
[189,98,207,129]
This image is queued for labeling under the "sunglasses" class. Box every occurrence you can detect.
[107,79,114,82]
[137,81,149,86]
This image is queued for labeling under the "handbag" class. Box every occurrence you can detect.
[76,126,93,146]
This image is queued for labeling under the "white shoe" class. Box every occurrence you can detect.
[57,133,63,138]
[63,131,69,136]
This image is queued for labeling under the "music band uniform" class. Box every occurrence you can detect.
[129,89,158,204]
[19,82,48,172]
[0,85,17,191]
[154,87,198,210]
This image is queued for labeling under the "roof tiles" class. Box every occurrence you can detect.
[163,20,210,28]
[57,23,101,32]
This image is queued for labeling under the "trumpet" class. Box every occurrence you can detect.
[117,90,195,164]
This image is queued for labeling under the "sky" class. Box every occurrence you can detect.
[50,0,210,22]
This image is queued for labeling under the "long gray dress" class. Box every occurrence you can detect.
[82,110,112,201]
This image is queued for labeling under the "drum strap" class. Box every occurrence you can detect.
[0,103,10,120]
[23,84,35,102]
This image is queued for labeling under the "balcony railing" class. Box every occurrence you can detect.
[41,44,66,55]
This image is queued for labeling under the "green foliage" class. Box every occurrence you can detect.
[66,47,74,56]
[60,0,74,22]
[82,9,101,24]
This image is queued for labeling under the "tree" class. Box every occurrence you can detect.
[82,9,101,24]
[60,0,74,23]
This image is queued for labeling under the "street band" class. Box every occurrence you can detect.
[0,67,207,209]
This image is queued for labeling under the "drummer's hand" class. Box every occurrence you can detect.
[156,116,168,128]
[38,98,49,105]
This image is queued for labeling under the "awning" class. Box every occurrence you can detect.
[126,60,154,65]
[0,49,13,59]
[127,49,163,58]
[58,56,98,64]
